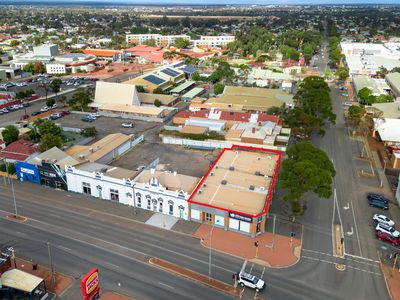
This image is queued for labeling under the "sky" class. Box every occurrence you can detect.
[4,0,400,5]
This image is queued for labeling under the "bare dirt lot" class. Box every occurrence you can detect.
[110,142,221,178]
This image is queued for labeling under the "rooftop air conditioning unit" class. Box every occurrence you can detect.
[255,171,261,176]
[249,185,255,191]
[198,190,202,194]
[221,180,227,185]
[210,172,214,176]
[229,166,234,171]
[215,165,219,169]
[203,183,207,187]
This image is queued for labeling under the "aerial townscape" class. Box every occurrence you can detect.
[1,1,400,300]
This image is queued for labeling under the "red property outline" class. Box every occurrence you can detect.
[188,145,282,218]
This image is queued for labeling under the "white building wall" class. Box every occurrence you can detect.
[65,166,190,219]
[46,64,66,74]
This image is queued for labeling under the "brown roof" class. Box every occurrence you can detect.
[66,133,132,162]
[189,147,281,216]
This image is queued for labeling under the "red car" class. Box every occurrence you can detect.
[376,232,400,246]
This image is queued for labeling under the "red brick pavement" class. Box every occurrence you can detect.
[388,271,400,300]
[194,224,301,267]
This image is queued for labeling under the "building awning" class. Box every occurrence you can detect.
[1,269,44,293]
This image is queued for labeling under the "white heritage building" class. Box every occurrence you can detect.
[65,163,199,220]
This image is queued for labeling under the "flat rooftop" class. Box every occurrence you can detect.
[189,146,281,216]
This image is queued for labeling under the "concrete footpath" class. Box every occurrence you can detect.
[195,224,301,268]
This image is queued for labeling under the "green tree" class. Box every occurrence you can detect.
[214,83,225,95]
[174,37,190,49]
[279,142,336,215]
[10,40,19,47]
[49,78,62,100]
[284,76,336,137]
[143,39,156,47]
[324,68,331,79]
[335,67,349,81]
[69,89,92,111]
[46,98,55,107]
[348,106,365,127]
[36,120,62,136]
[153,87,164,94]
[136,86,145,93]
[39,134,62,152]
[23,62,35,74]
[81,127,97,137]
[154,99,162,107]
[33,62,45,74]
[2,125,19,145]
[358,87,373,105]
[7,163,16,175]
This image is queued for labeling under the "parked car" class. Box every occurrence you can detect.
[52,103,58,109]
[238,272,265,292]
[368,193,389,204]
[50,112,62,120]
[373,214,395,227]
[339,86,348,90]
[368,198,389,210]
[376,223,400,238]
[40,106,50,112]
[344,102,353,107]
[89,112,100,118]
[1,108,9,113]
[341,93,349,97]
[86,115,97,121]
[31,111,41,116]
[376,232,400,246]
[60,110,70,116]
[82,116,95,122]
[121,122,134,128]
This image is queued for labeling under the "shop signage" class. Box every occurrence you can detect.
[229,212,252,223]
[39,170,56,178]
[81,268,100,297]
[20,167,35,175]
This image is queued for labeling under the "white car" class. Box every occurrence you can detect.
[238,272,265,292]
[376,223,400,238]
[373,214,395,227]
[89,113,100,118]
[121,122,134,128]
[52,103,58,109]
[40,106,50,112]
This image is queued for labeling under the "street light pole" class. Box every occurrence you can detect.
[3,159,18,217]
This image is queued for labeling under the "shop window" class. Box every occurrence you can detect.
[82,182,91,195]
[205,213,212,222]
[169,204,173,215]
[147,199,151,209]
[110,189,119,202]
[136,193,141,207]
[55,181,62,189]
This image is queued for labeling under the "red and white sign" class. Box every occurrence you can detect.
[81,268,100,297]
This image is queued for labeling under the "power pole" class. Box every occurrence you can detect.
[47,242,55,287]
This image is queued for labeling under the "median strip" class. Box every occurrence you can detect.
[149,257,240,297]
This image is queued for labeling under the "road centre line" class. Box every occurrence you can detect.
[303,249,379,267]
[158,282,175,289]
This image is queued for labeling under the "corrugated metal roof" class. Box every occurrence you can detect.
[1,269,43,293]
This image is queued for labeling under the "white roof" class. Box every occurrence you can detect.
[1,269,43,292]
[374,118,400,143]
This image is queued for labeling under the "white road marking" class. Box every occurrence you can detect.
[57,245,72,252]
[105,262,120,269]
[158,282,175,289]
[350,201,363,257]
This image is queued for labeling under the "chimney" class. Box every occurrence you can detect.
[252,127,256,133]
[150,168,155,174]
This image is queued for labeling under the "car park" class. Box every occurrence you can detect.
[376,232,400,246]
[1,108,9,113]
[121,122,134,128]
[368,193,389,204]
[368,198,389,210]
[238,272,265,292]
[373,214,395,226]
[376,223,400,238]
